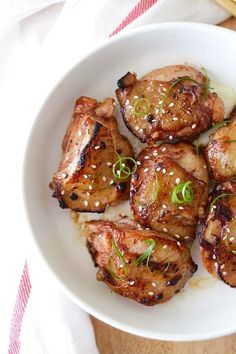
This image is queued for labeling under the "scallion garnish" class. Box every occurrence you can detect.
[107,258,122,280]
[112,153,137,180]
[171,181,194,204]
[225,140,236,143]
[111,239,128,277]
[133,97,151,117]
[213,118,230,129]
[201,67,213,99]
[159,76,200,114]
[133,239,156,268]
[210,193,232,211]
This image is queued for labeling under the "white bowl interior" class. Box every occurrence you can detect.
[24,23,236,341]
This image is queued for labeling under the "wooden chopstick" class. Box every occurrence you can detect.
[215,0,236,17]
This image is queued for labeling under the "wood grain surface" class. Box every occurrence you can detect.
[91,17,236,354]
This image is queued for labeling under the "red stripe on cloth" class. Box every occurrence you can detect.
[8,262,32,354]
[110,0,158,36]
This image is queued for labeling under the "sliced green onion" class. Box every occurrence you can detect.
[210,193,232,211]
[111,239,128,277]
[201,67,213,99]
[171,181,194,204]
[107,258,122,280]
[133,98,151,117]
[159,76,200,114]
[225,140,236,143]
[112,153,137,180]
[133,239,156,268]
[213,118,230,128]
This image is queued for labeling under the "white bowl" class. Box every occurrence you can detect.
[24,22,236,341]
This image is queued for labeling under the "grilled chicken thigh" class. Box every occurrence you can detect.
[50,96,133,212]
[86,219,197,305]
[200,182,236,287]
[116,65,224,144]
[205,105,236,182]
[130,143,208,243]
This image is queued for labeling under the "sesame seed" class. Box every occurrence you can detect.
[163,227,168,232]
[126,99,130,105]
[156,167,161,172]
[78,130,82,136]
[139,128,144,132]
[169,102,174,107]
[176,178,180,184]
[221,264,225,269]
[227,228,231,233]
[61,173,67,178]
[152,282,156,287]
[162,169,166,174]
[175,234,180,239]
[61,190,65,195]
[88,185,93,190]
[229,237,235,242]
[102,176,107,181]
[177,242,181,247]
[214,262,218,267]
[133,96,139,99]
[107,162,112,166]
[192,124,197,129]
[87,192,90,196]
[151,119,157,122]
[137,161,141,166]
[213,254,216,260]
[94,145,100,150]
[91,165,96,169]
[223,271,227,275]
[135,126,139,131]
[172,117,178,121]
[163,245,168,249]
[169,171,174,176]
[223,235,227,240]
[144,168,149,172]
[138,206,143,211]
[204,165,207,169]
[153,150,158,156]
[95,201,100,207]
[148,292,154,296]
[162,147,167,152]
[144,156,150,159]
[129,280,135,285]
[162,204,167,209]
[109,180,114,185]
[169,135,173,140]
[84,175,89,179]
[159,100,163,105]
[178,206,184,210]
[84,200,88,207]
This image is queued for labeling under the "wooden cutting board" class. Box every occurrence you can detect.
[91,17,236,354]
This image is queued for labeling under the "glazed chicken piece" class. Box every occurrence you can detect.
[116,65,224,144]
[50,96,133,212]
[200,182,236,287]
[130,143,208,243]
[86,219,197,306]
[205,105,236,182]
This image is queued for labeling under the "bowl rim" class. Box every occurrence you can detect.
[23,21,236,341]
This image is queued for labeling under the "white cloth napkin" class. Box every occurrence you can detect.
[0,1,230,353]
